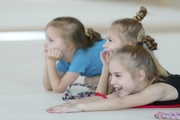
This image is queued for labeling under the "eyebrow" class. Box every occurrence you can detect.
[106,36,113,39]
[45,35,51,39]
[111,72,122,74]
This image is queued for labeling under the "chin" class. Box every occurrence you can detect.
[118,92,130,97]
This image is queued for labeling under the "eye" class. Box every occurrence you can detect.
[46,37,53,42]
[108,38,112,42]
[49,39,53,42]
[115,74,121,78]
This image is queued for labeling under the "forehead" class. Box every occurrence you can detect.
[106,25,125,41]
[109,59,125,73]
[106,26,120,35]
[46,26,58,35]
[46,26,65,38]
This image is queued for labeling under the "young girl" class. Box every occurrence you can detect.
[46,35,180,113]
[43,17,105,93]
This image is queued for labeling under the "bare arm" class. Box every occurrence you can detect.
[81,83,179,111]
[96,66,110,94]
[43,61,52,91]
[47,83,178,113]
[59,90,118,106]
[96,49,114,95]
[47,60,80,93]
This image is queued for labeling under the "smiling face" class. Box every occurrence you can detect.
[44,26,69,54]
[109,58,139,97]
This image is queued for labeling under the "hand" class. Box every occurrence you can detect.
[47,49,63,62]
[100,50,110,66]
[46,103,82,114]
[100,48,117,66]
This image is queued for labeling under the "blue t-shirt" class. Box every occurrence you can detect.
[56,39,105,77]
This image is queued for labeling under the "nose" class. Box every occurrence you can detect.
[103,42,108,48]
[44,41,48,48]
[110,76,116,85]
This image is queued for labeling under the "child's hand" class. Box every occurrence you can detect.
[100,48,117,66]
[100,50,110,66]
[100,49,114,66]
[47,49,63,62]
[46,103,82,114]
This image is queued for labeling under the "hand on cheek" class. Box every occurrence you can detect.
[47,49,63,62]
[100,50,111,66]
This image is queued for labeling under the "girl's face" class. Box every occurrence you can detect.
[103,26,126,51]
[109,59,139,97]
[44,26,68,54]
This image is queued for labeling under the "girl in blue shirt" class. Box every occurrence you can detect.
[43,17,105,93]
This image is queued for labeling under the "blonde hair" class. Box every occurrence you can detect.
[45,17,102,49]
[111,37,168,84]
[111,6,149,44]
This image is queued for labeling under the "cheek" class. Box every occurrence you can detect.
[49,43,61,49]
[126,81,137,91]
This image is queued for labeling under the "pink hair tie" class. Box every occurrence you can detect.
[154,112,180,120]
[94,92,107,99]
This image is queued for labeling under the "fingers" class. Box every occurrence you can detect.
[46,105,81,114]
[47,49,63,62]
[100,50,111,65]
[48,49,61,58]
[101,50,110,59]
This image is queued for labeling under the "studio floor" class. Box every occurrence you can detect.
[0,34,180,120]
[0,0,180,120]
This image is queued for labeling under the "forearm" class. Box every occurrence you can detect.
[81,97,120,112]
[47,60,63,92]
[96,66,110,94]
[43,61,52,91]
[68,95,104,105]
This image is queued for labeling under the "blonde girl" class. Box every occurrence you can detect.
[96,6,149,95]
[43,17,105,93]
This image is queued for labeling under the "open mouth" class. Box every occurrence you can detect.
[115,87,123,93]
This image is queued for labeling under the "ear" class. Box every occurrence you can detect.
[137,69,145,82]
[126,40,133,45]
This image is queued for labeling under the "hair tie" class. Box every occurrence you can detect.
[85,29,90,37]
[136,42,143,46]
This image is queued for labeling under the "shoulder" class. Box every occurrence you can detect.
[72,49,90,63]
[145,82,178,101]
[166,74,180,94]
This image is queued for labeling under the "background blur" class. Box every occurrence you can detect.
[1,0,180,33]
[0,1,180,120]
[1,0,179,73]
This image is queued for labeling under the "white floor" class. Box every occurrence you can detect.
[0,0,180,120]
[0,34,180,120]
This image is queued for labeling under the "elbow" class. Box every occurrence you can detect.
[52,87,65,93]
[43,85,52,91]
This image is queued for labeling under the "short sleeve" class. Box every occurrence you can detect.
[56,60,69,72]
[68,51,90,76]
